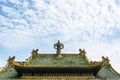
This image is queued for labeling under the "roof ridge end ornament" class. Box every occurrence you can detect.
[79,49,86,56]
[101,56,110,66]
[54,40,64,57]
[7,56,15,64]
[31,49,39,56]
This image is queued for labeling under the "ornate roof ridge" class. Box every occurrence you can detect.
[13,64,102,68]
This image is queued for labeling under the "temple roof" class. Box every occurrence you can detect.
[0,41,120,79]
[0,50,120,79]
[27,54,89,67]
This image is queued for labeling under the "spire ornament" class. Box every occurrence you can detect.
[54,40,64,57]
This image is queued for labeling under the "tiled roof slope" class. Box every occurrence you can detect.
[0,49,120,79]
[27,54,89,67]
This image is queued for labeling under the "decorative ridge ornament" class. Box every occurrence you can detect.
[7,56,15,64]
[31,49,39,56]
[54,40,64,57]
[101,56,110,65]
[79,49,86,56]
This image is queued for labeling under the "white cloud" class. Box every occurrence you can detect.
[1,0,7,3]
[0,30,35,49]
[0,57,8,71]
[8,0,21,5]
[0,0,120,73]
[0,15,14,28]
[23,1,29,8]
[33,0,48,9]
[0,0,120,50]
[2,6,21,18]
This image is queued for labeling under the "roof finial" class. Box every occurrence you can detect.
[54,40,64,57]
[101,56,110,65]
[7,56,15,64]
[79,49,86,56]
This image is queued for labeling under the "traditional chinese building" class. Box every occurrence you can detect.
[0,41,120,79]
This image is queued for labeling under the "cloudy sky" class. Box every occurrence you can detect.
[0,0,120,72]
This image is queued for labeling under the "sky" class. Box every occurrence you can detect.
[0,0,120,73]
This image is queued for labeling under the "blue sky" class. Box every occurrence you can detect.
[0,0,120,72]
